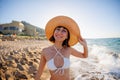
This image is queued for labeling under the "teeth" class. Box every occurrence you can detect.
[56,35,62,38]
[57,36,60,38]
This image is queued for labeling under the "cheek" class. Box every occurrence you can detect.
[54,30,58,33]
[63,33,68,38]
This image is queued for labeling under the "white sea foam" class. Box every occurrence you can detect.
[70,42,120,80]
[89,45,120,69]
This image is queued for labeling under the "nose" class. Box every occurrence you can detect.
[57,30,62,34]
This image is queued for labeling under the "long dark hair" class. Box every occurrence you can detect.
[49,26,70,47]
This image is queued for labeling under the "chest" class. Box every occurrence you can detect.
[45,48,70,61]
[45,48,70,68]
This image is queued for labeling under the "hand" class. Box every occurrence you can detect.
[78,38,87,46]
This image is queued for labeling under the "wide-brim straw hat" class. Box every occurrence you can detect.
[45,16,82,46]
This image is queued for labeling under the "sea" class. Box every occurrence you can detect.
[70,38,120,80]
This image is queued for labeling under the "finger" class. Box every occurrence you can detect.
[78,36,83,41]
[78,38,82,43]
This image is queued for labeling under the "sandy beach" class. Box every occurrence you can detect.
[0,39,119,80]
[0,40,51,80]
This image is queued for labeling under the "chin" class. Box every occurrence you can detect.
[55,38,65,42]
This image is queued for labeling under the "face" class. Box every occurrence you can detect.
[53,27,68,42]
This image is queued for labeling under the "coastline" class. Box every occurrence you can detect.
[0,39,119,80]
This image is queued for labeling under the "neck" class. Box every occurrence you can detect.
[54,41,63,49]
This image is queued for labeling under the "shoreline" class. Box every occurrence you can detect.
[0,40,119,80]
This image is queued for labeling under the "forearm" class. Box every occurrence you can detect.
[83,44,88,58]
[71,39,88,58]
[79,39,88,58]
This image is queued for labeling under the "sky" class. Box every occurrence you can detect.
[0,0,120,38]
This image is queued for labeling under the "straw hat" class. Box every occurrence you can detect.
[45,16,82,46]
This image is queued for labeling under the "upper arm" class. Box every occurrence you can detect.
[38,49,47,72]
[35,49,46,80]
[39,51,46,69]
[70,47,85,58]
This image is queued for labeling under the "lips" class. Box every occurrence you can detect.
[55,35,63,39]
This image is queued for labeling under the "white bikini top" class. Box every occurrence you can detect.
[46,46,70,75]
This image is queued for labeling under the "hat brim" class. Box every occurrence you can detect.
[45,16,82,46]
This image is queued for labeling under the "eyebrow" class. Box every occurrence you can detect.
[56,27,67,31]
[56,26,67,30]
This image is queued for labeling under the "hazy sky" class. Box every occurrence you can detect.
[0,0,120,38]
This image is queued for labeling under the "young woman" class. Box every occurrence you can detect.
[35,16,88,80]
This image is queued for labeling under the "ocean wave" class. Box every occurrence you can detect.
[71,40,120,79]
[89,45,120,67]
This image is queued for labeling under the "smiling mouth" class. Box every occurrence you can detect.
[56,36,62,38]
[55,35,63,38]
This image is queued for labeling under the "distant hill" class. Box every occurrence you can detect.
[21,21,45,35]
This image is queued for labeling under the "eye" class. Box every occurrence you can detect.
[62,29,67,33]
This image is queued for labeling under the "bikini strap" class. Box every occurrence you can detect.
[54,67,64,75]
[53,46,65,75]
[53,46,64,58]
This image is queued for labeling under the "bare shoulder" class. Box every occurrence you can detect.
[41,46,53,57]
[41,46,54,60]
[67,47,74,52]
[42,46,52,54]
[63,47,73,54]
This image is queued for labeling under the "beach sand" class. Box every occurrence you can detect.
[0,40,51,80]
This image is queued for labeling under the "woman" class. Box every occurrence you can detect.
[35,16,88,80]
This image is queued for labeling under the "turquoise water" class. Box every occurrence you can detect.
[87,38,120,54]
